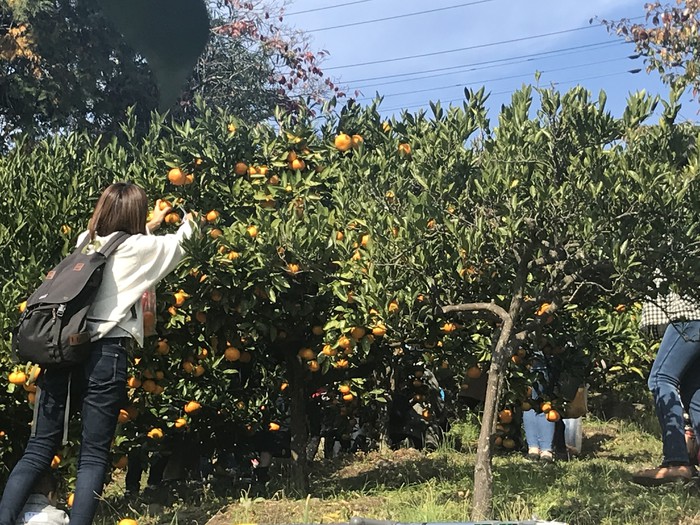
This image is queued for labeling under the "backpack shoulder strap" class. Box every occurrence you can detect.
[99,231,131,258]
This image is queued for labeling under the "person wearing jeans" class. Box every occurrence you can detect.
[0,183,196,525]
[633,292,700,486]
[522,409,555,461]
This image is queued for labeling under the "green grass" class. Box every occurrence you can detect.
[93,416,700,525]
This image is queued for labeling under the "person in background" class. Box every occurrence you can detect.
[632,290,700,486]
[0,183,197,525]
[15,471,68,525]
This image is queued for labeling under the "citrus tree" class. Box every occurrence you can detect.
[1,87,698,518]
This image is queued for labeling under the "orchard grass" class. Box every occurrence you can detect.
[94,415,700,525]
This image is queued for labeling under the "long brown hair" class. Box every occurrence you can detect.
[88,182,148,240]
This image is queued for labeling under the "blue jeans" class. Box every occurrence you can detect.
[648,321,700,466]
[0,338,128,525]
[522,409,554,452]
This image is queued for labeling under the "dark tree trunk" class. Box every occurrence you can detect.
[287,352,310,494]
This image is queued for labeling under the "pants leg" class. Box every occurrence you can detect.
[69,340,127,525]
[648,321,700,466]
[522,409,540,450]
[0,368,71,525]
[535,412,555,452]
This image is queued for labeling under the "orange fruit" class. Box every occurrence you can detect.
[338,384,351,394]
[421,409,431,420]
[210,289,223,302]
[118,409,130,424]
[388,300,399,313]
[210,228,223,239]
[173,291,188,307]
[398,143,411,156]
[334,359,349,369]
[239,351,252,364]
[498,409,513,424]
[147,428,163,440]
[351,134,364,148]
[540,401,552,413]
[234,162,248,175]
[167,168,187,185]
[502,438,516,449]
[298,347,316,360]
[280,382,289,391]
[286,263,300,274]
[195,311,207,324]
[321,344,337,356]
[206,210,220,223]
[174,417,188,429]
[184,173,194,185]
[342,393,354,402]
[118,519,139,525]
[8,371,27,385]
[193,365,205,377]
[141,379,157,393]
[27,392,36,404]
[334,133,353,152]
[155,339,170,355]
[466,366,482,379]
[349,326,366,341]
[66,493,74,507]
[246,225,258,238]
[307,360,320,372]
[18,300,27,313]
[268,174,280,185]
[224,347,241,362]
[182,361,195,374]
[289,158,306,170]
[184,401,201,414]
[268,422,281,431]
[546,409,561,422]
[440,322,458,333]
[50,455,61,469]
[371,324,387,337]
[311,325,324,336]
[360,234,370,246]
[164,212,180,225]
[337,335,352,350]
[536,302,553,316]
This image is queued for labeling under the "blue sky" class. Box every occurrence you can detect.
[283,0,696,121]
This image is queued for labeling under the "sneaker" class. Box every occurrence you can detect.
[631,465,695,487]
[539,450,554,462]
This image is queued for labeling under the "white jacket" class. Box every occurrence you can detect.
[77,219,194,346]
[16,494,69,525]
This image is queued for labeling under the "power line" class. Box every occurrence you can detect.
[306,0,494,33]
[380,71,638,113]
[356,57,640,102]
[353,44,631,91]
[325,17,643,71]
[285,0,374,17]
[343,41,621,85]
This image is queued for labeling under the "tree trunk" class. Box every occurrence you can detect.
[441,299,519,521]
[471,320,513,520]
[287,352,310,494]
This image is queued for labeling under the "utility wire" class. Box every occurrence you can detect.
[325,16,643,71]
[306,0,494,33]
[356,57,641,101]
[353,46,632,90]
[380,71,639,113]
[285,0,374,17]
[344,41,622,84]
